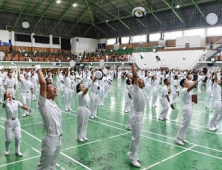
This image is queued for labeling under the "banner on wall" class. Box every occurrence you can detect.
[114,43,119,50]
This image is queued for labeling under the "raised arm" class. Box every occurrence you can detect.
[131,63,138,86]
[35,65,46,98]
[187,81,198,92]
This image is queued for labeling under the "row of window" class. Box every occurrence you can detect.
[106,27,222,45]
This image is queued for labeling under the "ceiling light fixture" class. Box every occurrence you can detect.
[176,5,180,8]
[73,3,77,7]
[56,0,61,4]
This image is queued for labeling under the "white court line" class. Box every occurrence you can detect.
[61,132,130,151]
[100,106,217,134]
[63,112,222,161]
[96,114,222,154]
[142,145,197,170]
[0,155,40,168]
[0,118,91,170]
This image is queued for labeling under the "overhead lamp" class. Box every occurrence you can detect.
[73,3,77,7]
[56,0,61,4]
[176,5,180,8]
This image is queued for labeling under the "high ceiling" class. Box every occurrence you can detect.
[0,0,220,38]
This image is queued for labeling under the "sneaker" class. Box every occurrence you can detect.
[158,118,164,121]
[83,138,88,141]
[208,127,217,131]
[23,113,26,117]
[124,110,129,113]
[126,125,131,130]
[175,138,184,145]
[4,151,9,156]
[182,139,189,143]
[15,152,23,157]
[91,116,94,119]
[78,138,84,142]
[129,159,141,168]
[26,113,30,116]
[65,109,68,112]
[94,116,98,119]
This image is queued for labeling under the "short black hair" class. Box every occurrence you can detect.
[76,83,81,93]
[126,78,130,85]
[180,79,186,87]
[164,79,168,84]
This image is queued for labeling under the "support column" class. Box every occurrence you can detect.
[31,33,35,52]
[49,34,53,52]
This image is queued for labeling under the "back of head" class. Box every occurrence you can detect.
[180,79,186,87]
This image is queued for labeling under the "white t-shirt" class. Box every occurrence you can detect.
[38,95,62,135]
[181,88,192,105]
[77,92,90,107]
[160,86,168,98]
[133,85,145,112]
[4,99,23,119]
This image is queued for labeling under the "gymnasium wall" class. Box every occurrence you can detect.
[176,35,206,48]
[133,50,207,69]
[0,30,9,42]
[71,37,99,54]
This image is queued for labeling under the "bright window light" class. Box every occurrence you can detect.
[107,38,116,45]
[121,37,129,44]
[184,28,205,36]
[149,33,161,41]
[73,3,77,7]
[164,31,183,40]
[131,35,147,43]
[207,27,222,36]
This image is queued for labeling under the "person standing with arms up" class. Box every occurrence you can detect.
[3,91,33,157]
[35,65,62,170]
[127,62,145,168]
[175,79,198,145]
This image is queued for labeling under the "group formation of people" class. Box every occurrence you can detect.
[0,61,221,169]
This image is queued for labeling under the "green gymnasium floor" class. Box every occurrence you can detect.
[0,79,222,170]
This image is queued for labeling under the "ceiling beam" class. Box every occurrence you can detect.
[32,0,54,32]
[65,7,88,36]
[89,0,131,30]
[192,0,205,18]
[85,0,96,33]
[50,2,74,33]
[12,0,31,30]
[82,25,93,36]
[27,0,44,22]
[163,0,185,25]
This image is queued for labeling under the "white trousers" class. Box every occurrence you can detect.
[129,113,144,161]
[90,93,98,117]
[209,100,222,128]
[98,86,105,106]
[144,83,151,99]
[159,98,169,119]
[5,119,21,154]
[152,87,158,107]
[21,92,31,116]
[124,92,132,112]
[32,84,38,100]
[117,77,121,87]
[36,134,61,170]
[205,87,212,108]
[176,104,192,140]
[77,107,90,139]
[198,81,202,92]
[64,87,72,110]
[0,86,3,102]
[171,88,177,104]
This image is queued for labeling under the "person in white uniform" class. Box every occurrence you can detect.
[89,75,99,118]
[124,73,132,113]
[175,79,198,145]
[76,82,90,142]
[151,75,158,108]
[127,63,145,168]
[18,71,34,117]
[208,71,222,131]
[4,70,16,98]
[30,70,39,101]
[64,70,73,111]
[3,91,33,157]
[0,75,3,103]
[158,79,171,121]
[197,72,204,92]
[205,75,212,109]
[35,65,62,170]
[172,75,179,104]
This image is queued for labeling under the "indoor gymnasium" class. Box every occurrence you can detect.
[0,0,222,170]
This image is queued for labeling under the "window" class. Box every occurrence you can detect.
[207,27,222,36]
[121,37,129,44]
[107,38,116,45]
[164,31,183,40]
[131,35,147,43]
[184,28,205,36]
[149,33,161,41]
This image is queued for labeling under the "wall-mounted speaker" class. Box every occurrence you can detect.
[207,63,214,66]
